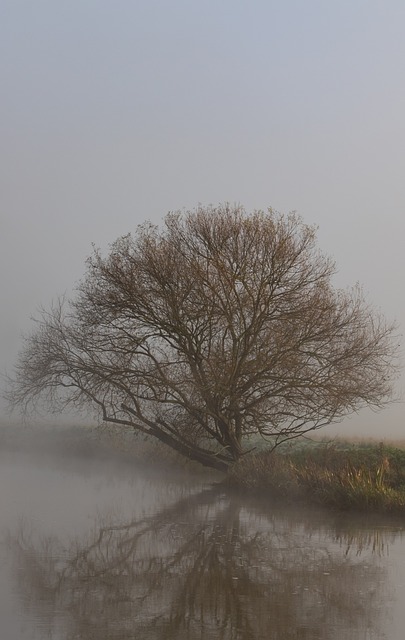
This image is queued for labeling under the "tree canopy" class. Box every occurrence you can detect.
[9,205,399,470]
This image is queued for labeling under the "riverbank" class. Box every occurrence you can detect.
[4,423,405,513]
[226,440,405,514]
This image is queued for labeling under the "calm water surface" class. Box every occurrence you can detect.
[1,438,405,639]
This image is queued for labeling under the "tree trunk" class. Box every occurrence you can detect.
[152,429,231,472]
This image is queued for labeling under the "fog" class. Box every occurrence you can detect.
[2,427,405,639]
[1,1,404,439]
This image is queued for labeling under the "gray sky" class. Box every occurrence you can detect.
[1,0,404,439]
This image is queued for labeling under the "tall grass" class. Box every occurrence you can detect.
[227,441,405,513]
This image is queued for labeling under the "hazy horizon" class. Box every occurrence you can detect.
[1,1,404,440]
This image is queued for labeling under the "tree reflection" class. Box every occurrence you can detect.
[8,488,391,640]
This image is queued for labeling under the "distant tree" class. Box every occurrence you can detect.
[8,205,399,471]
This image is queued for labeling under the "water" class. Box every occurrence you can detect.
[1,436,405,639]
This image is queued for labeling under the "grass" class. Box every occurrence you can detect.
[226,439,405,513]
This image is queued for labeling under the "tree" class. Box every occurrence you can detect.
[8,205,399,471]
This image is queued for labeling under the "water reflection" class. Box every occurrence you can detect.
[7,486,394,640]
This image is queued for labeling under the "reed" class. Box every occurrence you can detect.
[227,441,405,513]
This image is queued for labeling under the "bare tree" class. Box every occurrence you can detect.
[8,205,399,470]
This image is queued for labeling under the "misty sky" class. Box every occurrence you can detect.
[1,1,404,438]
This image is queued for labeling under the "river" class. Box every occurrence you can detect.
[1,431,405,639]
